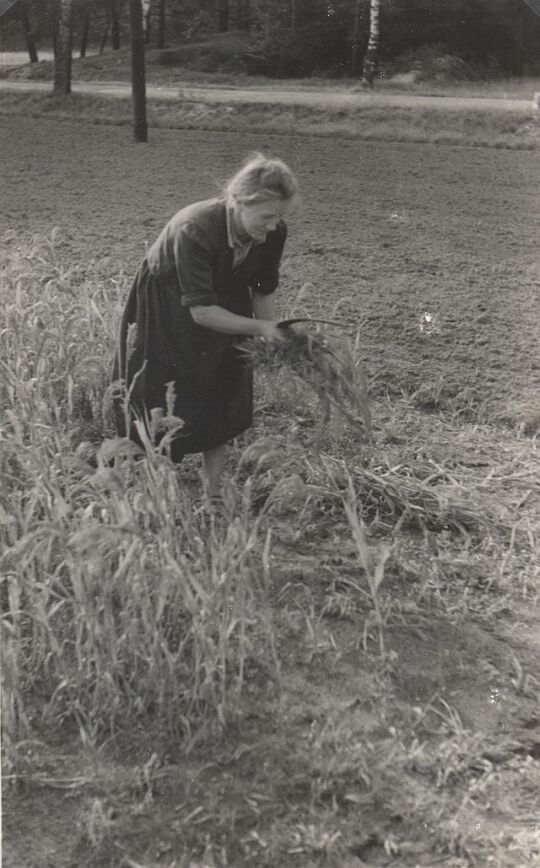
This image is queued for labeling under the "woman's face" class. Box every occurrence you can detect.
[236,199,290,242]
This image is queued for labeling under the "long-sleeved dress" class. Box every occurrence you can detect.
[112,197,287,460]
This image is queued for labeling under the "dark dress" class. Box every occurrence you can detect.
[112,198,287,460]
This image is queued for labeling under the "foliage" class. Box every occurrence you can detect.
[1,0,539,77]
[382,0,540,76]
[244,20,353,78]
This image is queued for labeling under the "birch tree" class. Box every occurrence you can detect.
[362,0,380,88]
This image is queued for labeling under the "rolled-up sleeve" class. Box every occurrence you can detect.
[173,222,219,307]
[250,223,287,296]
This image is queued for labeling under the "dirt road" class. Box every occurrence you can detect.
[0,77,537,112]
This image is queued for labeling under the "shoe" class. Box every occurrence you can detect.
[193,494,226,518]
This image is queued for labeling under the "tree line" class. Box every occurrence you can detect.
[2,0,539,142]
[5,0,540,81]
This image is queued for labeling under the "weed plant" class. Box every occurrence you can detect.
[0,233,280,763]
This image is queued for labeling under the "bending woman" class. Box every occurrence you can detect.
[112,153,299,497]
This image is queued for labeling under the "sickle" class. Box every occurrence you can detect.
[277,318,347,329]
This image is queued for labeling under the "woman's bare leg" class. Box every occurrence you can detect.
[202,444,227,498]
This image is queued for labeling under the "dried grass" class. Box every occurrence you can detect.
[313,447,536,538]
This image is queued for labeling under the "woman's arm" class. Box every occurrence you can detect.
[252,291,279,322]
[190,304,283,341]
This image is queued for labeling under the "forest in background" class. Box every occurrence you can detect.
[2,0,540,79]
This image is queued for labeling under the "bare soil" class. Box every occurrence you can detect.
[1,117,540,868]
[2,117,538,416]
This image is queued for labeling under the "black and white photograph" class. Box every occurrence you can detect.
[1,1,540,865]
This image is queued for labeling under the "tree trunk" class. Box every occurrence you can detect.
[290,0,296,30]
[99,19,110,54]
[19,0,39,64]
[218,0,229,32]
[129,0,148,142]
[362,0,380,88]
[350,0,362,77]
[110,0,121,50]
[254,0,271,40]
[157,0,166,48]
[236,0,250,32]
[80,5,90,58]
[53,0,73,95]
[144,3,151,44]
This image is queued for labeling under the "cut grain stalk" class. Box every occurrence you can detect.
[244,326,372,443]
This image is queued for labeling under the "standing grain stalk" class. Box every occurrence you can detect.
[0,232,281,748]
[343,482,390,656]
[321,461,392,656]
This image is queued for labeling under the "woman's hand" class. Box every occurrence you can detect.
[257,320,286,343]
[190,304,285,341]
[191,304,281,338]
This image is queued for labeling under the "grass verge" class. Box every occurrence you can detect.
[1,88,539,149]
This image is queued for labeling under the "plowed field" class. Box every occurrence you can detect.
[2,115,540,868]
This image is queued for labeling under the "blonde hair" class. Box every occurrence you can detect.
[225,152,299,205]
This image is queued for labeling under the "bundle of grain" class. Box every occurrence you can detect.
[244,326,372,441]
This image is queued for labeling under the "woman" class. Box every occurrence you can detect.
[112,153,299,497]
